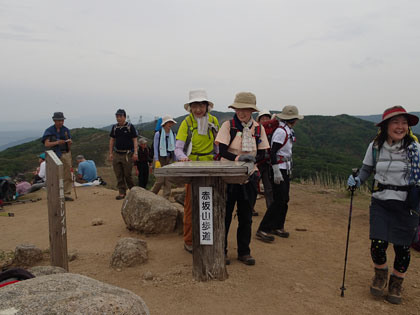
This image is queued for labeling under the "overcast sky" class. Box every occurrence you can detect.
[1,0,419,130]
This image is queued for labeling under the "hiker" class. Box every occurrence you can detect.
[215,92,270,265]
[174,89,220,253]
[75,155,98,183]
[347,106,420,304]
[135,138,152,188]
[15,174,31,196]
[42,112,73,201]
[255,109,275,210]
[151,115,177,199]
[256,105,303,242]
[109,109,138,200]
[28,153,46,193]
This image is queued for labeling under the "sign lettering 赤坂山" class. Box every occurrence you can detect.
[199,187,213,245]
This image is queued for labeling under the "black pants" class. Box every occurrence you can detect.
[225,181,256,256]
[137,162,149,188]
[258,169,290,232]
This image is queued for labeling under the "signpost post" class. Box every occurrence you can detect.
[155,160,252,281]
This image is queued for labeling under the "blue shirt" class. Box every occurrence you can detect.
[77,160,97,182]
[42,125,71,158]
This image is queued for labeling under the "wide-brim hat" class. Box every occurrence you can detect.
[257,109,272,122]
[276,105,304,120]
[228,92,259,112]
[52,112,65,120]
[161,115,177,127]
[184,89,214,112]
[376,105,419,127]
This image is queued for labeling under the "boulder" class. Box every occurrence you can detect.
[121,187,178,234]
[110,237,148,268]
[0,273,149,315]
[28,266,68,277]
[13,244,43,266]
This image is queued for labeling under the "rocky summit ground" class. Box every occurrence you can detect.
[1,183,420,315]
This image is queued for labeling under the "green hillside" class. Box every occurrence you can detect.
[0,114,383,181]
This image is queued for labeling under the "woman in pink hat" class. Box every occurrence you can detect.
[347,105,420,304]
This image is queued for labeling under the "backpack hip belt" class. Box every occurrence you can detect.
[373,181,410,192]
[276,156,291,164]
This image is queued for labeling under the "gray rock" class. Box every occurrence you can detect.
[0,273,149,315]
[91,218,104,226]
[173,190,186,206]
[121,187,178,234]
[13,244,43,266]
[110,237,148,268]
[28,266,68,277]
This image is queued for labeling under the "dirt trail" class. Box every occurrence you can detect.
[1,184,420,315]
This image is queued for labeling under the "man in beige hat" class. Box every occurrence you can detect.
[215,92,270,265]
[257,105,303,241]
[151,115,177,199]
[175,89,220,253]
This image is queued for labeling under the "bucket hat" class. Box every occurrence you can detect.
[39,153,46,160]
[257,109,272,122]
[52,112,65,120]
[276,105,304,120]
[161,115,177,127]
[184,89,214,112]
[228,92,259,112]
[376,105,419,127]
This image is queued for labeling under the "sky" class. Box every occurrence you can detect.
[1,0,420,131]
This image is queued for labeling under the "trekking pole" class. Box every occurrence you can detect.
[71,168,78,200]
[340,168,359,297]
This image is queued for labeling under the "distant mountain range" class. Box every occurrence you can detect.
[0,112,385,180]
[356,112,420,134]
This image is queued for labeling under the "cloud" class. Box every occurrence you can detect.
[351,57,384,69]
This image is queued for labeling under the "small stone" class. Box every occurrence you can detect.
[91,218,104,226]
[110,238,148,268]
[143,271,153,280]
[116,268,122,272]
[68,251,78,262]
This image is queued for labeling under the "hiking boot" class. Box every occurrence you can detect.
[386,274,404,304]
[64,196,74,201]
[270,229,289,238]
[184,243,193,254]
[252,209,259,216]
[256,230,275,243]
[370,267,388,297]
[115,194,125,200]
[238,255,255,266]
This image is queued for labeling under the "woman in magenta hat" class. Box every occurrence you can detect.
[347,105,420,304]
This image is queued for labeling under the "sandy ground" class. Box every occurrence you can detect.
[1,183,420,315]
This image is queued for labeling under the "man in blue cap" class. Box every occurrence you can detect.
[42,112,74,201]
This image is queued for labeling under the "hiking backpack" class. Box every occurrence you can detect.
[183,114,219,156]
[0,177,16,202]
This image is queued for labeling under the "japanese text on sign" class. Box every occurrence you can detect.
[199,187,213,245]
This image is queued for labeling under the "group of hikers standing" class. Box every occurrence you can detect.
[39,96,419,305]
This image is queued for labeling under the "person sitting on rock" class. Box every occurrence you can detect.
[76,155,98,183]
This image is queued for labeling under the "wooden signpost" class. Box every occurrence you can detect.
[46,150,69,271]
[155,160,252,281]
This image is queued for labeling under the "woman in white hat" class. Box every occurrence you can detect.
[256,105,303,242]
[215,92,270,265]
[174,89,220,253]
[151,115,177,199]
[347,105,420,304]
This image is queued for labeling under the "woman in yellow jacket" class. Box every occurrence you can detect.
[175,89,220,253]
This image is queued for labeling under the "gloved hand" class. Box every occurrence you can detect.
[347,175,361,188]
[155,160,161,168]
[238,154,256,163]
[272,165,284,184]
